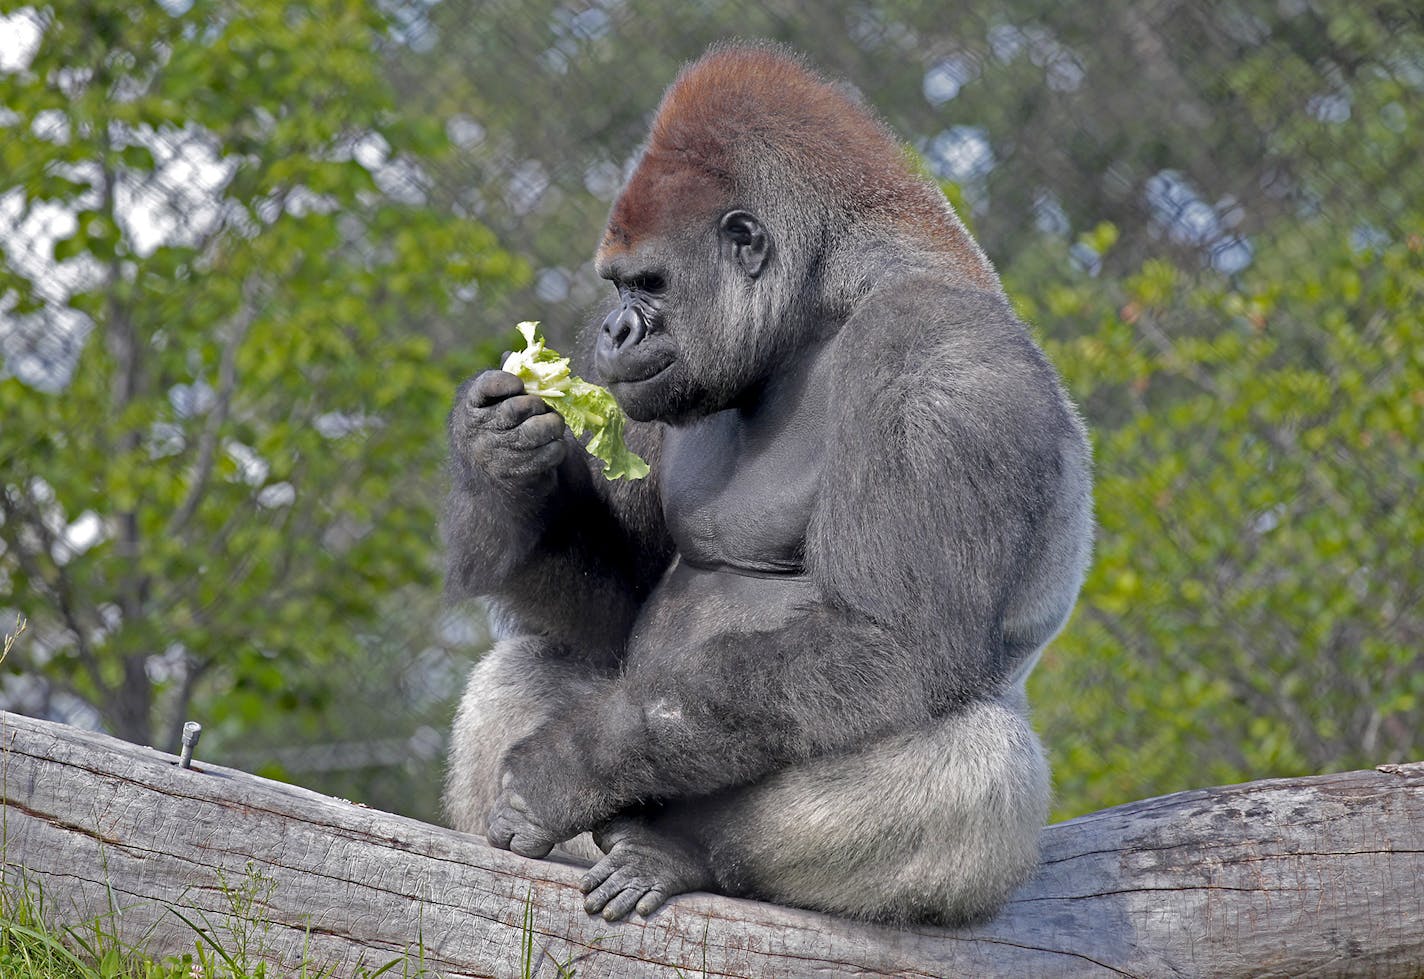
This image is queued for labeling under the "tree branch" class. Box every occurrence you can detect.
[166,277,263,540]
[3,711,1421,978]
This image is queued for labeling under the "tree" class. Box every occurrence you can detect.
[1020,217,1424,815]
[996,9,1424,811]
[0,0,524,751]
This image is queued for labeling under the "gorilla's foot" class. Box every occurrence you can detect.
[580,817,713,921]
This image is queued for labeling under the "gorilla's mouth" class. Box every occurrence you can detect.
[607,360,673,389]
[600,351,675,388]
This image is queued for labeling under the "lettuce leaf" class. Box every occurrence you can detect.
[501,322,651,481]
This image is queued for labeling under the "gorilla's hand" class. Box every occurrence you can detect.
[449,370,567,493]
[488,722,610,857]
[486,777,562,859]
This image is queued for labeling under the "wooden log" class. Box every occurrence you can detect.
[1,709,1421,978]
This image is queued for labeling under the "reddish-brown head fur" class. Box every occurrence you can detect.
[600,44,994,287]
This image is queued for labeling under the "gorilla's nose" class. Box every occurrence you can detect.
[601,306,646,351]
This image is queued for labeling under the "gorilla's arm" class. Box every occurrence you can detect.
[489,288,1080,852]
[489,603,933,855]
[810,285,1081,694]
[443,370,672,653]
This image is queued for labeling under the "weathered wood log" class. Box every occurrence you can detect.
[1,710,1421,978]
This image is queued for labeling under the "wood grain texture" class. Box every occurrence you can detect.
[2,710,1421,978]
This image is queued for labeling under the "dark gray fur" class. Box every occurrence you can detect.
[442,50,1092,925]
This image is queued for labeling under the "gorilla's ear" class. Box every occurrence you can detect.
[719,210,771,279]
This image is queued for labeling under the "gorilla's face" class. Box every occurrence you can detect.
[594,210,774,424]
[592,256,680,420]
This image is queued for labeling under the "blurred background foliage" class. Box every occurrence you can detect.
[0,0,1419,823]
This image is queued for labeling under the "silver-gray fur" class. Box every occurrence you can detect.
[441,43,1092,926]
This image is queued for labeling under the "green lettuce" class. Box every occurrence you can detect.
[501,321,651,481]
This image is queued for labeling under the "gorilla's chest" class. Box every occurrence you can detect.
[658,352,831,577]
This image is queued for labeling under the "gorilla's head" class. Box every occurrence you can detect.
[593,201,779,425]
[592,43,996,424]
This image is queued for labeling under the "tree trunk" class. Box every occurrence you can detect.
[1,710,1421,978]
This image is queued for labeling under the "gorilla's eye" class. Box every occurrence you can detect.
[627,273,667,295]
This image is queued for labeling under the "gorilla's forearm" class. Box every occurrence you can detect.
[501,605,935,837]
[441,480,546,598]
[444,474,665,654]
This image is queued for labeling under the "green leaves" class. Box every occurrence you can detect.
[500,322,650,481]
[0,0,524,749]
[1024,215,1424,819]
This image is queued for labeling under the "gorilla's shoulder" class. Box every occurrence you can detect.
[871,275,1016,320]
[839,277,1033,370]
[831,275,1078,452]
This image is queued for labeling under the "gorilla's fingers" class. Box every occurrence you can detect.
[487,788,530,850]
[504,440,566,480]
[579,858,618,894]
[510,412,564,448]
[469,370,525,406]
[490,394,552,429]
[486,815,515,850]
[635,890,668,918]
[583,818,710,920]
[509,830,555,860]
[489,789,556,859]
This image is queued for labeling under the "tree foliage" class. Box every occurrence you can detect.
[1023,218,1424,815]
[0,0,522,751]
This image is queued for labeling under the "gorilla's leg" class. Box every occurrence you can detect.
[583,691,1049,923]
[445,637,609,863]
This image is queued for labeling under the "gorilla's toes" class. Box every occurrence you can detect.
[579,822,710,920]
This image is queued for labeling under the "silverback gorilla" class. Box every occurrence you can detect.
[442,44,1092,925]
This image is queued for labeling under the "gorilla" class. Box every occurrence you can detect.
[442,43,1092,925]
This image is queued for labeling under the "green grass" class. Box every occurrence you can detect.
[0,862,436,979]
[0,869,192,978]
[0,862,641,979]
